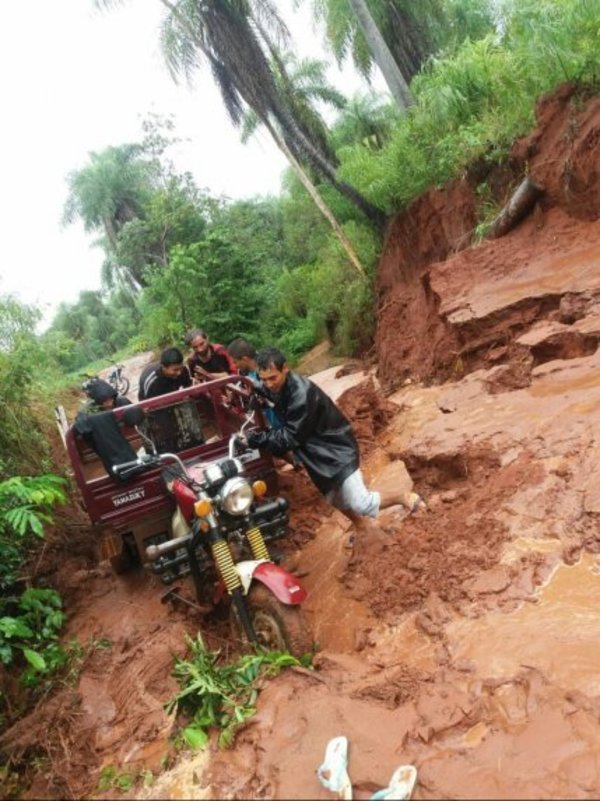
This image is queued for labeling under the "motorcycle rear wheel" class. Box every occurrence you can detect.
[241,585,312,657]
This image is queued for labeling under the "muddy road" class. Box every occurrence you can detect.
[3,83,600,800]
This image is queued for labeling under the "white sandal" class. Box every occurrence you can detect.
[370,765,417,800]
[317,736,353,800]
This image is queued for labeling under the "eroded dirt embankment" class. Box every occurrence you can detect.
[376,82,600,390]
[2,83,600,800]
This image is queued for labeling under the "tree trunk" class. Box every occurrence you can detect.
[266,120,368,280]
[273,103,387,229]
[347,0,414,111]
[486,177,544,240]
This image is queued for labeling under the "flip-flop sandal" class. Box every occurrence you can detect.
[370,765,417,800]
[317,736,353,800]
[408,492,427,514]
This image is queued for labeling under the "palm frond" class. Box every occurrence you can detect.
[240,109,261,142]
[248,0,290,47]
[208,55,247,125]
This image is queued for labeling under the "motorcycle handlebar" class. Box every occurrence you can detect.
[112,458,147,480]
[112,452,189,480]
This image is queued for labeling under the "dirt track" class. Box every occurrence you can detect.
[4,83,600,799]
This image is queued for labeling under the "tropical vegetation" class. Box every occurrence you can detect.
[41,0,598,373]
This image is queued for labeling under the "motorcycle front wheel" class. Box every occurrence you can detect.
[235,585,312,658]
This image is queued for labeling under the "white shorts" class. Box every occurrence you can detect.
[325,469,380,518]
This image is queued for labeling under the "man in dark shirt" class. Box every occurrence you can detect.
[185,328,237,383]
[138,347,192,401]
[81,379,131,413]
[227,337,281,428]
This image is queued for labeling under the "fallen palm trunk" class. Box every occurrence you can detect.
[486,176,544,239]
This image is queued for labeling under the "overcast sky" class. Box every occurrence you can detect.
[0,0,383,327]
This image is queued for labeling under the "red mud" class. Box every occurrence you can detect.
[2,83,600,800]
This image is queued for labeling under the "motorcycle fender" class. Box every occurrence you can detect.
[236,560,307,605]
[171,507,191,539]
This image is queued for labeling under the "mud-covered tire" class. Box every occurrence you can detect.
[244,585,312,657]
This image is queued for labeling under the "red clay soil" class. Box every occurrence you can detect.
[376,81,600,388]
[2,82,600,800]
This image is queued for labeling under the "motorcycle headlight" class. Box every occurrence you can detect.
[220,477,253,516]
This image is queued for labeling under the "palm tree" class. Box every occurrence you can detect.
[62,144,155,255]
[157,0,386,228]
[97,0,386,229]
[331,92,397,150]
[241,53,346,166]
[310,0,440,107]
[345,0,414,110]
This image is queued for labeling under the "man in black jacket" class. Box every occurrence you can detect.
[243,347,424,521]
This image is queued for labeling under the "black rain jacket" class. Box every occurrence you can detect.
[247,371,359,494]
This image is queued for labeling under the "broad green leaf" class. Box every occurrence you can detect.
[0,616,34,639]
[182,726,209,750]
[23,648,47,671]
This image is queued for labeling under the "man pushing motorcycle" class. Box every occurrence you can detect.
[239,347,426,531]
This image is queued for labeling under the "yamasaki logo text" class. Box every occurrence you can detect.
[112,487,146,507]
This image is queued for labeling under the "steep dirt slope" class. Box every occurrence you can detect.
[2,83,599,800]
[376,82,600,389]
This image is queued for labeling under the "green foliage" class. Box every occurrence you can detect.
[0,589,66,686]
[166,634,311,749]
[241,52,345,166]
[337,0,600,213]
[0,460,69,716]
[96,764,154,793]
[473,181,501,240]
[313,0,427,79]
[51,0,598,373]
[0,475,67,540]
[62,143,159,282]
[0,473,66,610]
[138,197,289,349]
[114,177,214,282]
[0,296,63,475]
[0,296,41,352]
[269,217,379,358]
[279,172,332,267]
[97,766,136,793]
[330,92,400,151]
[44,286,141,373]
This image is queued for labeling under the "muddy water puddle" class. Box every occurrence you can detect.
[448,553,600,695]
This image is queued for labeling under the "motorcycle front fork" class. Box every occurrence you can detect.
[186,523,272,645]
